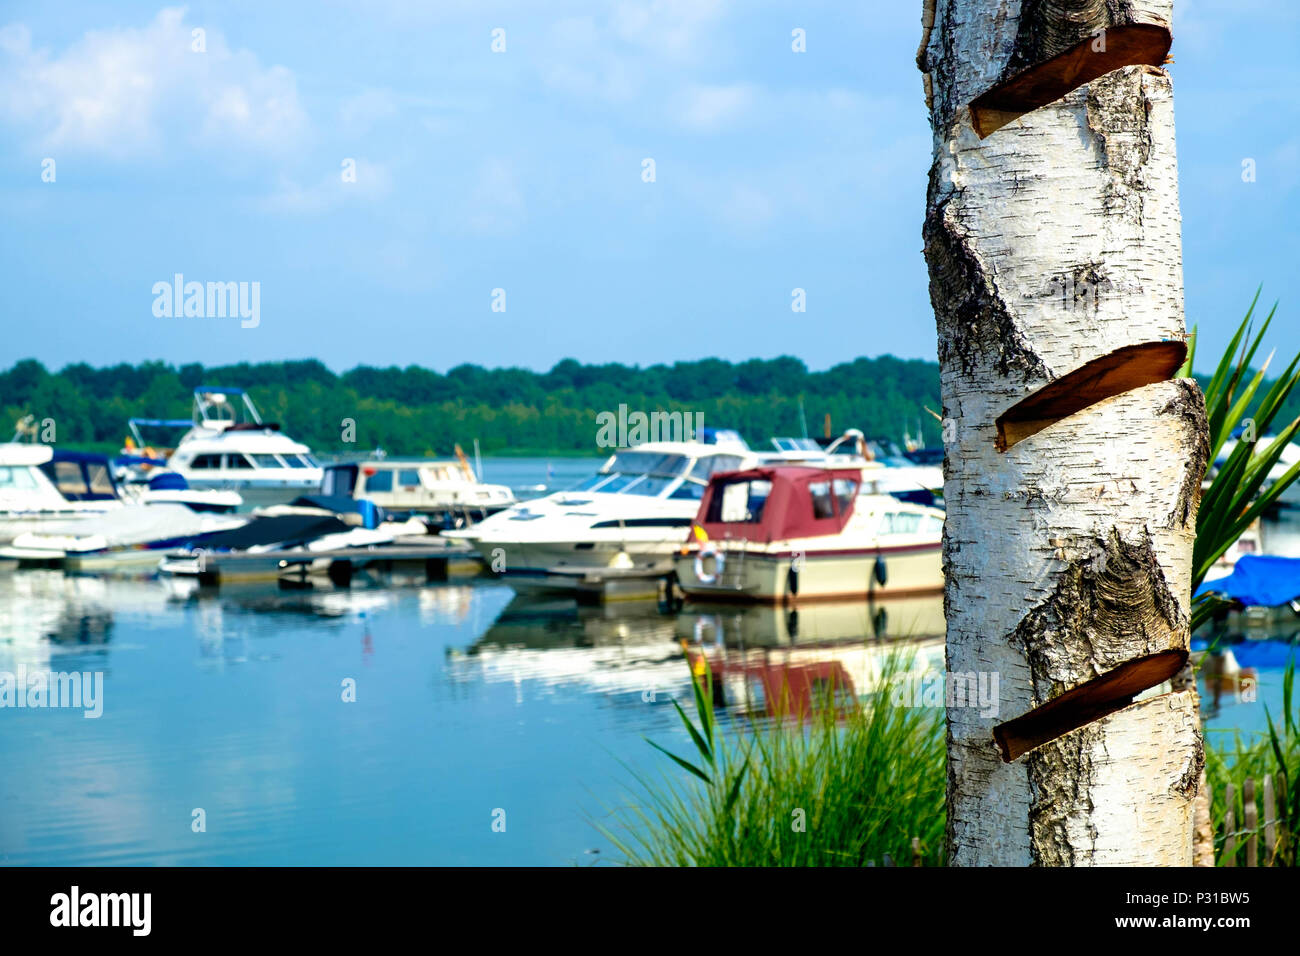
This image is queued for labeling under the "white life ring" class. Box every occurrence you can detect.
[694,544,725,584]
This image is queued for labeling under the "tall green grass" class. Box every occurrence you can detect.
[1204,656,1299,866]
[600,648,946,866]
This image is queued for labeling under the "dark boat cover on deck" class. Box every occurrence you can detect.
[195,514,350,552]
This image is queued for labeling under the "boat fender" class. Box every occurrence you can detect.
[873,606,889,637]
[874,554,888,587]
[695,544,724,584]
[787,560,799,596]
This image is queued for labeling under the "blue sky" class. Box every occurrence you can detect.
[0,1,1296,374]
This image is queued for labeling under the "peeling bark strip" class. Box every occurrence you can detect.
[1027,692,1202,865]
[1011,527,1187,697]
[995,340,1186,449]
[921,0,1207,866]
[994,648,1186,761]
[970,24,1171,137]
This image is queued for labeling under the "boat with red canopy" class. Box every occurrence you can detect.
[673,465,944,604]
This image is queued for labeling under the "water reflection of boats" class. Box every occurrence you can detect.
[676,599,945,716]
[163,577,400,620]
[448,595,687,697]
[0,571,117,668]
[447,593,945,713]
[678,593,944,646]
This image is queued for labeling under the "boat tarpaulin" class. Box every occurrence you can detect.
[195,514,349,552]
[287,495,386,528]
[1195,554,1300,607]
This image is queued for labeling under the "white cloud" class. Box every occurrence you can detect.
[0,7,308,158]
[260,159,393,214]
[455,157,526,237]
[610,0,729,60]
[677,83,755,130]
[338,89,399,135]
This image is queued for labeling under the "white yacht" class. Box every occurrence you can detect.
[0,444,121,544]
[771,436,943,505]
[446,429,878,592]
[166,388,323,506]
[320,451,515,525]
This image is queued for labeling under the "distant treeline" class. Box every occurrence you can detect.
[0,355,945,456]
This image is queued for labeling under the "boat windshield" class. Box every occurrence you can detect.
[605,451,690,477]
[568,452,690,495]
[0,465,42,492]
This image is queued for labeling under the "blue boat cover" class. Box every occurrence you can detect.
[1230,640,1298,670]
[1195,554,1300,607]
[115,454,171,467]
[147,472,189,490]
[129,418,191,428]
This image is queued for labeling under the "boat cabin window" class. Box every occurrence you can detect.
[832,478,858,512]
[880,512,922,535]
[283,454,316,469]
[321,468,356,497]
[87,463,115,496]
[809,481,836,519]
[252,454,285,468]
[50,461,88,496]
[593,472,639,494]
[707,479,772,524]
[364,470,393,492]
[623,473,680,497]
[670,481,706,501]
[923,515,944,536]
[225,454,254,470]
[191,454,222,470]
[570,473,615,492]
[668,454,747,501]
[43,460,115,499]
[0,465,41,491]
[398,469,422,487]
[689,454,744,481]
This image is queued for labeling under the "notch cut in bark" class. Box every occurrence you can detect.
[995,340,1186,451]
[993,648,1186,762]
[969,24,1172,138]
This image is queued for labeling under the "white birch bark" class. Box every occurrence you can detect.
[919,0,1209,865]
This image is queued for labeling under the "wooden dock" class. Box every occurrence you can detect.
[160,538,484,586]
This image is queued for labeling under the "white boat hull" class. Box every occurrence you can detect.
[674,541,943,604]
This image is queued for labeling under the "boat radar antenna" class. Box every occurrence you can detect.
[11,414,38,443]
[824,427,867,459]
[454,443,476,481]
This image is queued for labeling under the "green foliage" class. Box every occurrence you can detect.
[0,354,942,456]
[1205,656,1300,866]
[600,648,946,866]
[1181,289,1300,631]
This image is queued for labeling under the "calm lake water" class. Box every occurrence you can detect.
[0,463,1296,866]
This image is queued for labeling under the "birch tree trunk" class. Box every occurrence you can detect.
[918,0,1209,865]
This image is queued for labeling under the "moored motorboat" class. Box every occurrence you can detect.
[163,388,323,507]
[0,502,247,570]
[673,465,944,604]
[0,444,121,544]
[319,450,515,526]
[445,429,886,594]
